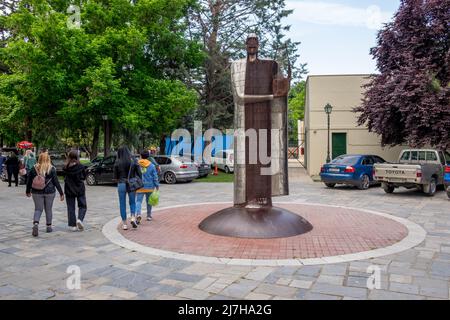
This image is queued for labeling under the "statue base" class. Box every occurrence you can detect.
[199,206,313,239]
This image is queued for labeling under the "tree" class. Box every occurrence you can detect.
[0,0,203,155]
[355,0,450,150]
[186,0,306,130]
[288,80,305,144]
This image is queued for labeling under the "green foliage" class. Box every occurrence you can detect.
[0,0,203,150]
[288,81,306,143]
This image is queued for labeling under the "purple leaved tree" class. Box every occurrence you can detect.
[355,0,450,150]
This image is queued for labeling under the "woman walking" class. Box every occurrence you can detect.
[63,150,87,232]
[5,151,20,187]
[26,152,64,237]
[23,150,37,184]
[114,146,142,230]
[136,150,159,224]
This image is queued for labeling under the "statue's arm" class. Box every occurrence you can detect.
[231,62,273,104]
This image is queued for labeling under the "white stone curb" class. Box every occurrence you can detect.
[102,202,427,267]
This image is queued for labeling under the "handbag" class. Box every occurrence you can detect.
[126,161,143,192]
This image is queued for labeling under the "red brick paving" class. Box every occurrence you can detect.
[119,203,408,259]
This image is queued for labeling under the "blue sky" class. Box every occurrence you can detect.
[284,0,401,76]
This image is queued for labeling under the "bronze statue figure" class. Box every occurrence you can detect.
[199,34,312,239]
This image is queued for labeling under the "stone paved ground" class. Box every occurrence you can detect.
[0,168,449,300]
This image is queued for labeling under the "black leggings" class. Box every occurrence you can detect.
[7,167,19,186]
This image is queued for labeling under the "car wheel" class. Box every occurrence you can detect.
[225,166,230,174]
[423,178,437,196]
[86,173,97,186]
[382,183,395,194]
[164,172,177,184]
[358,175,370,190]
[325,183,336,188]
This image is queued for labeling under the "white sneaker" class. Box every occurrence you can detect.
[130,217,138,229]
[122,224,128,230]
[69,226,78,232]
[76,219,84,231]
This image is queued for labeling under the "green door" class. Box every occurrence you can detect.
[332,133,347,160]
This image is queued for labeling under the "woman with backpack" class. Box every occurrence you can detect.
[63,150,87,232]
[26,152,64,237]
[135,150,159,224]
[113,146,142,230]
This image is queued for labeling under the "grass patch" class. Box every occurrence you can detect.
[80,160,92,166]
[195,171,233,183]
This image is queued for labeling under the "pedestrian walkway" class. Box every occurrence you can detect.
[0,180,449,300]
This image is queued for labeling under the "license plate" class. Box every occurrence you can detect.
[329,168,340,173]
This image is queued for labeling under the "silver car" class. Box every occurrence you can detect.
[154,155,199,184]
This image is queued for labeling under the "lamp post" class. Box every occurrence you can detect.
[324,103,333,163]
[102,114,110,157]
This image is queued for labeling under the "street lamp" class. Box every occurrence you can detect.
[324,103,333,163]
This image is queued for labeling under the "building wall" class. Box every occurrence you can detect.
[304,75,405,178]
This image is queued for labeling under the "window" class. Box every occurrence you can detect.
[426,151,438,161]
[400,151,410,161]
[373,156,386,163]
[362,157,374,165]
[223,152,227,159]
[444,151,450,164]
[102,156,115,165]
[418,151,426,161]
[155,157,168,165]
[411,151,418,161]
[331,156,360,166]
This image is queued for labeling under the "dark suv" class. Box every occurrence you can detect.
[85,154,161,186]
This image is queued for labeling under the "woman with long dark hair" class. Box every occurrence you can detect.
[114,146,142,230]
[63,150,87,231]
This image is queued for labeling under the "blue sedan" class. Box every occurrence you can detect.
[320,154,386,190]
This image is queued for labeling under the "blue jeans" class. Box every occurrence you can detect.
[117,183,136,222]
[136,192,153,218]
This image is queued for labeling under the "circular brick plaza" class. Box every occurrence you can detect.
[113,203,411,261]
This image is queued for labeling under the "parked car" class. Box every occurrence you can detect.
[196,161,211,178]
[183,154,211,178]
[49,152,67,174]
[85,154,161,186]
[154,155,199,184]
[374,149,450,196]
[320,154,386,190]
[211,149,234,173]
[89,156,104,166]
[445,164,450,199]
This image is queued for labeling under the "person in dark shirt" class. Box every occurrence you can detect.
[5,151,20,187]
[114,146,142,230]
[26,152,64,237]
[63,150,87,232]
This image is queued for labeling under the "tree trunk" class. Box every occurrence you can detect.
[91,126,100,160]
[160,134,167,155]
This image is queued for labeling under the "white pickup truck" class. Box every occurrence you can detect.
[374,149,450,196]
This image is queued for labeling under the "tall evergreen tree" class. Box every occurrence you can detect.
[186,0,306,131]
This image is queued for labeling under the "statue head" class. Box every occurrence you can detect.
[246,33,259,59]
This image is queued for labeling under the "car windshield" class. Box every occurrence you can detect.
[331,156,359,166]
